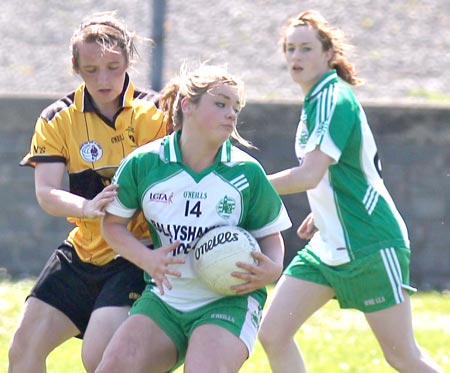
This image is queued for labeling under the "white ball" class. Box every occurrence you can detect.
[192,225,261,295]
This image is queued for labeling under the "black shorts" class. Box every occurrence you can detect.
[29,242,146,338]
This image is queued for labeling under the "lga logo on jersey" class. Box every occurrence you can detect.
[149,192,173,204]
[80,141,103,162]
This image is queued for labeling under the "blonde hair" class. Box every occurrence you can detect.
[71,11,144,71]
[159,63,254,148]
[281,10,363,86]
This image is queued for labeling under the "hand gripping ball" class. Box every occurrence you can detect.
[192,225,261,295]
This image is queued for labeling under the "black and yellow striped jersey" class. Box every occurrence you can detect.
[21,74,166,265]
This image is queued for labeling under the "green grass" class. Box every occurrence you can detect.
[1,280,449,372]
[408,88,450,102]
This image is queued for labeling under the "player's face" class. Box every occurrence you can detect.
[284,25,332,93]
[74,41,128,113]
[189,84,241,144]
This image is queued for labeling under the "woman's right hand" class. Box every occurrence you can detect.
[102,210,186,296]
[143,241,185,295]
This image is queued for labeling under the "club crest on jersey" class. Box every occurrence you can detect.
[80,141,103,162]
[216,195,236,219]
[295,112,309,166]
[298,112,309,146]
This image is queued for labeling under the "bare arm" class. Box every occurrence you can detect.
[101,212,184,294]
[231,232,285,295]
[34,162,118,219]
[268,147,333,195]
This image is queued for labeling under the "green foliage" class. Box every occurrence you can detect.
[1,280,449,372]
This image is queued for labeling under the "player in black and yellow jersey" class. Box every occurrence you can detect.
[8,12,167,373]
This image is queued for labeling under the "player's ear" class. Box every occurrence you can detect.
[325,48,334,66]
[180,97,192,114]
[72,57,79,74]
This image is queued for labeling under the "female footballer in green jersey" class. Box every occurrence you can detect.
[9,12,166,373]
[96,64,292,373]
[258,10,443,373]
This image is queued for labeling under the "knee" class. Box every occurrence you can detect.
[95,361,109,373]
[8,337,22,368]
[9,330,29,363]
[82,337,109,373]
[8,329,47,370]
[95,356,122,373]
[382,345,421,372]
[82,350,101,373]
[384,352,413,372]
[258,321,282,352]
[95,345,127,373]
[258,324,271,348]
[383,351,405,371]
[95,355,115,373]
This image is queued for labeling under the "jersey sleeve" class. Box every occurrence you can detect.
[106,155,141,218]
[20,116,67,167]
[133,101,167,147]
[327,95,357,156]
[243,162,292,238]
[320,92,357,162]
[305,89,357,163]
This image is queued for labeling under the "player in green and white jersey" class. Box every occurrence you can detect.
[96,64,292,373]
[259,10,443,373]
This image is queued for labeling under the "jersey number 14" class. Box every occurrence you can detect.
[184,200,202,218]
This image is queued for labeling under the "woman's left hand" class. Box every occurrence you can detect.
[230,251,283,295]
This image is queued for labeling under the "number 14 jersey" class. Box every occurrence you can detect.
[107,131,292,311]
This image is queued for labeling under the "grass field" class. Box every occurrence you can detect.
[1,279,449,372]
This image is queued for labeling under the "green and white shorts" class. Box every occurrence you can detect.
[130,287,266,370]
[284,246,416,313]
